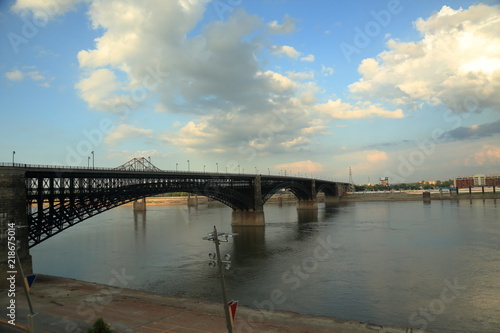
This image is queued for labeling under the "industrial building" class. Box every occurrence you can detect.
[454,174,500,188]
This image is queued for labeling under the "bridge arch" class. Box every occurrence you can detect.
[27,176,258,247]
[261,180,312,204]
[316,183,339,198]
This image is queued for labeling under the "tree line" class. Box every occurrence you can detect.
[355,179,454,192]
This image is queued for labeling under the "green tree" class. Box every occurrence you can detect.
[88,318,112,333]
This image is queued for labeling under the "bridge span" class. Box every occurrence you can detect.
[0,158,352,278]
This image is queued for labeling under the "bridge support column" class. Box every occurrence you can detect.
[0,169,31,289]
[133,197,147,211]
[324,196,340,204]
[231,210,265,226]
[187,194,198,207]
[297,179,318,210]
[296,200,318,210]
[232,175,265,226]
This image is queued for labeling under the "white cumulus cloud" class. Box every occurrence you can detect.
[349,4,500,113]
[271,45,301,59]
[314,99,404,119]
[5,69,24,81]
[104,124,153,146]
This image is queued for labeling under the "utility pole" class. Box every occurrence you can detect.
[348,166,355,191]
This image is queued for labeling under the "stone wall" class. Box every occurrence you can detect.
[0,169,31,289]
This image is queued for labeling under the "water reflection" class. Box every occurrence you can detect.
[31,200,500,333]
[133,210,147,245]
[231,225,266,262]
[297,209,318,223]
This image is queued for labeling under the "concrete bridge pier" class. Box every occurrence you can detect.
[232,210,265,226]
[0,169,32,289]
[231,175,265,226]
[296,179,318,210]
[133,197,147,211]
[324,196,340,204]
[296,200,318,210]
[187,194,198,207]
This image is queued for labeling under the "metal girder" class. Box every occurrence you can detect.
[17,161,350,248]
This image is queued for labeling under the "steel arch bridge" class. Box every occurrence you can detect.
[1,158,352,248]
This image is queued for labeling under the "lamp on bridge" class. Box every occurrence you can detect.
[187,160,190,171]
[12,151,15,166]
[91,151,94,168]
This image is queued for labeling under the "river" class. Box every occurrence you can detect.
[31,199,500,332]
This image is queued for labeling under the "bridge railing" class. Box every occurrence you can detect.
[0,162,169,172]
[0,162,117,171]
[0,162,352,184]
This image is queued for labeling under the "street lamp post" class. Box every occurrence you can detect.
[91,151,95,168]
[12,151,15,166]
[187,160,190,172]
[176,163,178,172]
[204,165,206,173]
[88,156,90,168]
[203,226,238,333]
[216,163,219,173]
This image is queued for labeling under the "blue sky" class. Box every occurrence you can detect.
[1,0,499,184]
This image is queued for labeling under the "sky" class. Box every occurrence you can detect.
[0,0,499,184]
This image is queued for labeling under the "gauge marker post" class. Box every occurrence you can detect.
[203,226,238,333]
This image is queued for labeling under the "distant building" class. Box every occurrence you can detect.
[454,174,500,188]
[380,177,389,186]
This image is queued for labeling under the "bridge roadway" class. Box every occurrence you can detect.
[0,159,352,281]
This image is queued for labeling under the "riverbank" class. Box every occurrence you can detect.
[127,192,497,206]
[7,274,424,333]
[340,191,497,202]
[123,194,299,206]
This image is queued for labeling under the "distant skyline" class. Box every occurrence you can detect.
[1,0,499,183]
